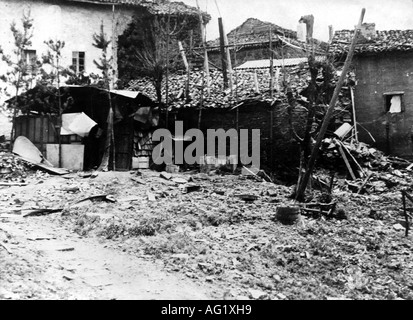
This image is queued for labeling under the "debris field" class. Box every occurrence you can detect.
[1,151,413,300]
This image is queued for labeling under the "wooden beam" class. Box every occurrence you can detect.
[218,17,229,88]
[337,142,356,180]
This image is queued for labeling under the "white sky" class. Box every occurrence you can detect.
[181,0,413,41]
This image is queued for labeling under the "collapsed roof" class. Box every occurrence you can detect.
[203,18,327,54]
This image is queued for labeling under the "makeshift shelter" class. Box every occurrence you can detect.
[9,85,157,171]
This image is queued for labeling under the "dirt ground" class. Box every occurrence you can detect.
[1,166,413,300]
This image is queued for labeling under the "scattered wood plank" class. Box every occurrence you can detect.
[73,194,116,205]
[22,208,63,218]
[337,140,365,177]
[0,182,29,187]
[57,247,75,252]
[131,177,146,185]
[337,142,357,180]
[357,173,373,194]
[0,242,12,254]
[402,190,412,237]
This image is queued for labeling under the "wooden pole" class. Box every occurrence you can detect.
[196,0,210,128]
[223,24,233,92]
[350,86,358,143]
[295,8,366,202]
[269,26,274,99]
[111,4,117,171]
[233,29,239,132]
[218,17,228,89]
[178,41,190,102]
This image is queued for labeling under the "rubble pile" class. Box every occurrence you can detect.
[321,138,413,194]
[0,153,33,182]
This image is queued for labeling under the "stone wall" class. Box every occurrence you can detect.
[354,52,413,158]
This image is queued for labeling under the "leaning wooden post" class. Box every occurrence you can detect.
[295,8,366,202]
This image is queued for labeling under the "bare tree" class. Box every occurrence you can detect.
[41,39,67,167]
[93,23,116,171]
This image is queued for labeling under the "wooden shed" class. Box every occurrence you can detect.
[11,85,157,171]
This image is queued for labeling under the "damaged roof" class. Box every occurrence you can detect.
[60,0,209,18]
[329,29,413,55]
[127,66,313,110]
[204,18,327,54]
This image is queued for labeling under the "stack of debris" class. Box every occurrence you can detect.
[0,152,33,182]
[0,136,9,151]
[321,128,413,194]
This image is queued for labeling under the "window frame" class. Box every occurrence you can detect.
[383,91,405,114]
[72,51,86,74]
[23,49,37,72]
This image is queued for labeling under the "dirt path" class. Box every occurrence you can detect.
[0,214,219,300]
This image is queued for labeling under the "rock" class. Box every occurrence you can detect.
[248,289,267,300]
[393,224,405,231]
[273,274,281,282]
[236,295,250,300]
[276,293,287,300]
[160,172,172,180]
[172,178,188,184]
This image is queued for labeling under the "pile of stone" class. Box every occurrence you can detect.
[0,152,33,182]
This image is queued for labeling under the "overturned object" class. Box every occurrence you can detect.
[13,136,69,175]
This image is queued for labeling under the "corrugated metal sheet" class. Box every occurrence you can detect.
[235,56,326,70]
[235,58,308,70]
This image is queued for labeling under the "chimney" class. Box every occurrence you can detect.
[360,23,376,40]
[328,25,334,43]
